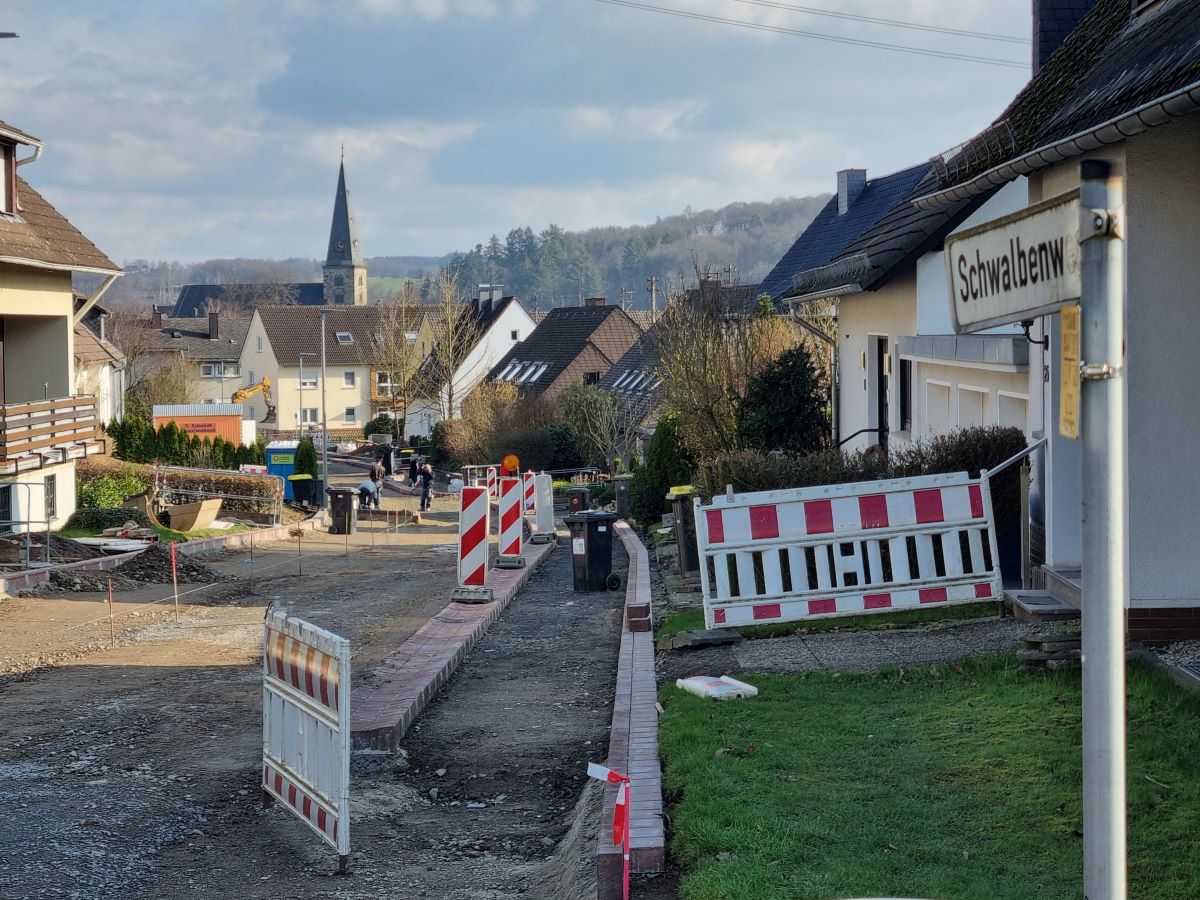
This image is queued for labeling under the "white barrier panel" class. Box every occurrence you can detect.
[695,472,1003,629]
[534,473,555,536]
[487,466,498,499]
[262,610,351,861]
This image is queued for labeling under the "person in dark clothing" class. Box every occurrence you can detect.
[371,457,387,492]
[418,463,434,512]
[408,455,419,484]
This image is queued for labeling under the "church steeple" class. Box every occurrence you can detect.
[323,157,367,305]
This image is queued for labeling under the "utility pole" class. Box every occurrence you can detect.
[647,276,658,322]
[1078,158,1128,900]
[319,308,329,508]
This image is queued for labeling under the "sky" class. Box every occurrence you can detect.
[0,0,1031,265]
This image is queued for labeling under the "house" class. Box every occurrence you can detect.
[483,299,642,407]
[0,119,121,532]
[73,315,126,426]
[597,322,665,459]
[241,306,379,436]
[407,287,536,435]
[909,0,1200,639]
[146,311,251,405]
[169,159,367,317]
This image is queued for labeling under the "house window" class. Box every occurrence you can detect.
[44,474,57,520]
[343,371,356,387]
[0,484,10,533]
[344,407,357,422]
[0,143,12,214]
[335,332,353,345]
[958,386,988,428]
[201,363,219,378]
[224,363,240,378]
[510,329,518,340]
[527,363,549,383]
[899,359,912,432]
[334,289,345,303]
[300,369,317,389]
[256,336,263,353]
[300,408,319,425]
[203,397,218,404]
[334,274,344,287]
[583,372,601,385]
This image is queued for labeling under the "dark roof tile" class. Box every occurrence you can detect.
[0,177,119,274]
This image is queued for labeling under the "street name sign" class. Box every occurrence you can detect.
[947,190,1081,334]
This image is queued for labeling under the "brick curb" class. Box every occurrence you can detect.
[597,521,665,898]
[0,511,329,597]
[349,536,557,751]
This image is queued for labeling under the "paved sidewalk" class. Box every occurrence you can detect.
[734,616,1023,673]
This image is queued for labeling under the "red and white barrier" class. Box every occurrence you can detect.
[486,466,498,499]
[696,471,1003,630]
[588,762,632,900]
[498,476,523,559]
[457,486,490,587]
[522,470,536,514]
[263,609,350,861]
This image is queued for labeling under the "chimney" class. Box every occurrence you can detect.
[490,284,503,302]
[208,312,219,340]
[837,168,867,215]
[584,297,607,308]
[1032,0,1097,73]
[152,309,163,328]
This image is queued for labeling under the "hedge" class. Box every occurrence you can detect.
[64,507,152,531]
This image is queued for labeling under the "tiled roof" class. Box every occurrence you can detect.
[598,323,665,425]
[625,309,658,330]
[152,316,250,362]
[0,177,119,274]
[925,0,1200,202]
[486,305,642,398]
[0,119,41,146]
[789,170,995,300]
[74,323,124,366]
[171,282,325,317]
[256,305,384,366]
[760,164,929,301]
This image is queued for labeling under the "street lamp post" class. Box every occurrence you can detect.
[319,309,329,508]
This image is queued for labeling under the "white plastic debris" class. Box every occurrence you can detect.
[675,675,759,700]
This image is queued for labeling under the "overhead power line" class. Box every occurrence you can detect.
[592,0,1028,69]
[724,0,1028,44]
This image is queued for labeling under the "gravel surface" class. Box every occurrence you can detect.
[1154,641,1200,668]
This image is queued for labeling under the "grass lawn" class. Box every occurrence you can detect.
[657,602,999,641]
[660,657,1200,900]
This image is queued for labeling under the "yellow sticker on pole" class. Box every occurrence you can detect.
[1060,304,1081,439]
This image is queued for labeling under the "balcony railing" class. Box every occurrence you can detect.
[0,395,100,464]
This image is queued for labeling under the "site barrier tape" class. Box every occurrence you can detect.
[587,762,632,900]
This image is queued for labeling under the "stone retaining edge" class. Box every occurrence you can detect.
[597,521,665,899]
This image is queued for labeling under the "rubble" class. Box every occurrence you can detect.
[114,545,227,584]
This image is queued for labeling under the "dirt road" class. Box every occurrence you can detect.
[0,493,638,899]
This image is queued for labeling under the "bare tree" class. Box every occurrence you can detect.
[556,382,643,472]
[362,285,428,441]
[424,266,485,422]
[107,309,162,401]
[652,277,799,460]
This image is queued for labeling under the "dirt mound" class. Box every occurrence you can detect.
[43,568,138,593]
[114,544,226,585]
[0,534,107,567]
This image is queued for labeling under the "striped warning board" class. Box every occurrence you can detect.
[498,476,523,558]
[262,610,350,858]
[696,472,1003,629]
[457,486,490,587]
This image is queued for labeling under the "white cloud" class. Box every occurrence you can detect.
[354,0,536,20]
[564,101,705,139]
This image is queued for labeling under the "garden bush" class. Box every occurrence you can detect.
[294,437,319,479]
[364,413,401,440]
[628,413,693,526]
[107,417,265,469]
[63,507,152,532]
[77,466,149,509]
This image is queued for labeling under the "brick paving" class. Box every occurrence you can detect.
[350,538,556,751]
[597,521,665,899]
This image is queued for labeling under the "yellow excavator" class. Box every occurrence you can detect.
[232,376,277,423]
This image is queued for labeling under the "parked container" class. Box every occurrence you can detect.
[327,487,358,535]
[565,510,619,591]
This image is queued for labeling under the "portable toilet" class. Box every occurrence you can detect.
[266,440,300,500]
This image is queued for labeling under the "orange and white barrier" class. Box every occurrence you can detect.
[457,486,490,587]
[486,466,497,499]
[498,476,523,559]
[522,470,536,514]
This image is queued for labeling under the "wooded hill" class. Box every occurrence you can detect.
[85,195,828,311]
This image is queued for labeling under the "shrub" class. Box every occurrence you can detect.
[295,437,319,479]
[77,467,149,509]
[364,413,401,440]
[735,343,829,454]
[156,467,283,515]
[541,422,584,470]
[628,413,694,526]
[492,427,557,472]
[64,507,152,532]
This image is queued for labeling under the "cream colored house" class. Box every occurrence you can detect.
[0,119,120,534]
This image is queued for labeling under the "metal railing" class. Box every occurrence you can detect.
[982,436,1048,481]
[154,466,285,525]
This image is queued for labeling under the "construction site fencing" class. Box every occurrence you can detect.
[695,471,1003,629]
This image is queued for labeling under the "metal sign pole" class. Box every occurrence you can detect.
[1078,158,1127,900]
